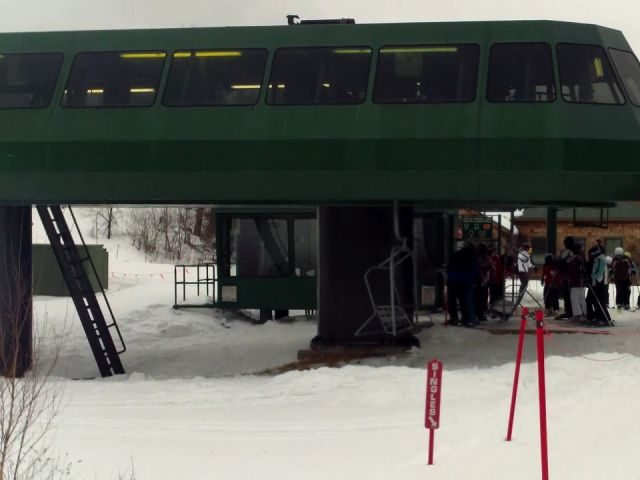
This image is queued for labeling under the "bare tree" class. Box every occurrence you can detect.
[98,208,116,240]
[0,236,65,480]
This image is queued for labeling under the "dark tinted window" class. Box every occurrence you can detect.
[163,49,267,106]
[487,43,555,102]
[267,47,371,105]
[373,45,479,103]
[0,53,63,109]
[609,49,640,106]
[557,44,624,104]
[62,51,166,108]
[231,218,290,277]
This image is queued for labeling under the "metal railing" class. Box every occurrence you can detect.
[174,263,217,308]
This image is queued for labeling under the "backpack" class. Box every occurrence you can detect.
[613,257,630,280]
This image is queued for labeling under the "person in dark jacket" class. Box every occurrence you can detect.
[447,242,478,327]
[587,241,611,325]
[488,248,505,307]
[568,244,587,322]
[541,253,560,315]
[556,236,575,319]
[612,247,631,309]
[474,243,493,322]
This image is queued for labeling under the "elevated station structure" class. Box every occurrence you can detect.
[1,19,640,373]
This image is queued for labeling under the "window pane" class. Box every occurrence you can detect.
[0,53,63,109]
[609,49,640,106]
[62,51,166,108]
[163,49,267,106]
[530,237,547,265]
[557,44,624,104]
[231,218,290,277]
[267,47,371,105]
[604,238,623,256]
[374,45,479,104]
[487,43,555,102]
[573,237,586,253]
[294,219,317,277]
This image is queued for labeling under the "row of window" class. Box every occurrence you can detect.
[1,43,639,109]
[530,237,623,265]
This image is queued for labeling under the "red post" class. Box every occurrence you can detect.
[535,309,550,480]
[428,429,435,465]
[506,307,528,441]
[425,359,443,465]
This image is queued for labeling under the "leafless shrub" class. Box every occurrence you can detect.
[125,207,213,263]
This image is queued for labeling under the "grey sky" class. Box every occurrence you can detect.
[1,0,639,51]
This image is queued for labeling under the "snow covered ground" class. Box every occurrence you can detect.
[30,208,640,479]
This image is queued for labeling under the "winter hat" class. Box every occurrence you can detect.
[615,247,624,256]
[606,256,613,265]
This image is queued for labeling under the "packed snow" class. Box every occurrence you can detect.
[29,208,640,479]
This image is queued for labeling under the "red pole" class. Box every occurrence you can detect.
[535,309,550,480]
[428,429,435,465]
[506,307,528,441]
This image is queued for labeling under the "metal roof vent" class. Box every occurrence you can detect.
[287,15,355,25]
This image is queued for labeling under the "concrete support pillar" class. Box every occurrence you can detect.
[315,206,417,345]
[546,208,558,255]
[0,207,32,377]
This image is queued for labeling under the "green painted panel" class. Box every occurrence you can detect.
[32,244,109,296]
[216,277,316,310]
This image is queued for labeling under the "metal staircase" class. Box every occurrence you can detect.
[37,205,126,377]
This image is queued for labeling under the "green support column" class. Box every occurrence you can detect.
[315,206,417,346]
[0,207,33,377]
[546,208,558,255]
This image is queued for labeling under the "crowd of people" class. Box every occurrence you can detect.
[446,235,637,327]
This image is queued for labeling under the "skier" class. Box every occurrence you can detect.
[446,242,478,327]
[488,248,505,307]
[541,253,560,316]
[612,247,631,309]
[556,236,575,319]
[474,243,493,323]
[568,244,587,322]
[587,242,611,326]
[517,243,534,295]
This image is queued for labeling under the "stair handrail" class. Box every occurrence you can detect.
[67,206,127,354]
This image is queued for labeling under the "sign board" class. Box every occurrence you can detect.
[425,359,443,429]
[461,216,493,240]
[421,286,436,305]
[221,285,238,302]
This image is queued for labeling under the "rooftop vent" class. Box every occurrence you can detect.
[287,15,355,26]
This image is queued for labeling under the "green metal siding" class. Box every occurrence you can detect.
[0,21,639,205]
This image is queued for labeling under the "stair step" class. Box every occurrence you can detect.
[37,205,125,378]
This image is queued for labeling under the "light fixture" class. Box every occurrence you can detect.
[195,51,242,58]
[120,52,166,59]
[381,47,458,54]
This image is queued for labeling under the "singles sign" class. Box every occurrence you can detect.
[425,359,443,429]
